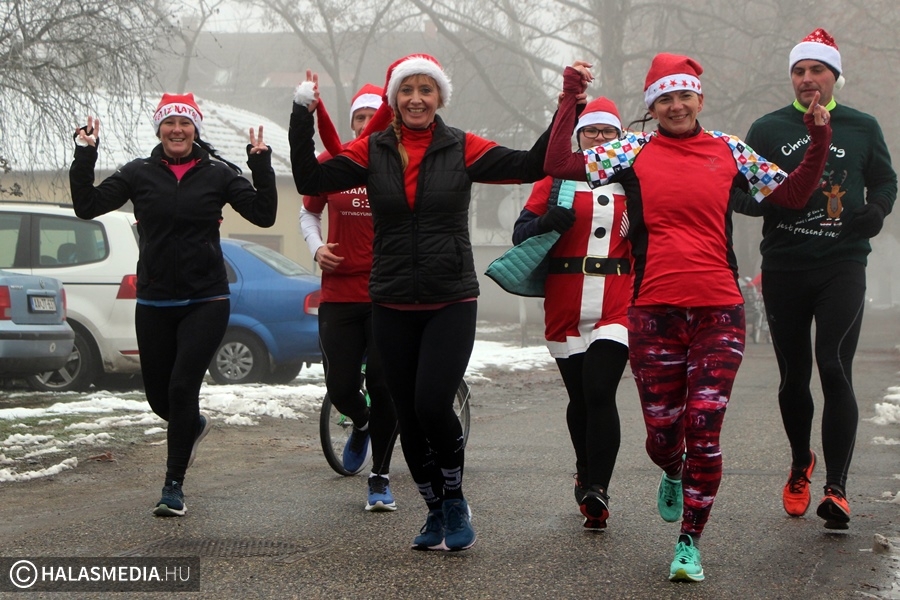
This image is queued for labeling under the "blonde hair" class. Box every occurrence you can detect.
[392,108,410,170]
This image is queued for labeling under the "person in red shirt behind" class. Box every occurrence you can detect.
[300,83,399,512]
[544,54,832,583]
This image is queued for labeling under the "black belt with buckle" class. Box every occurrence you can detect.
[548,256,631,276]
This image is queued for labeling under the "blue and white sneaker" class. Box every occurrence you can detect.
[187,412,212,469]
[412,510,445,551]
[342,426,371,474]
[365,475,397,512]
[443,498,476,551]
[153,481,186,517]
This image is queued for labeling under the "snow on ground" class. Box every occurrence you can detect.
[1,333,898,487]
[0,337,554,483]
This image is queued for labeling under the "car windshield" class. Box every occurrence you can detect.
[243,243,313,277]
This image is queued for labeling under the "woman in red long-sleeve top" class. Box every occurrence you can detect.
[544,54,832,583]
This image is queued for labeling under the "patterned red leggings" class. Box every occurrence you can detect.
[628,304,745,538]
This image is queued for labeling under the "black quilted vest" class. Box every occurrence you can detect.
[366,115,480,304]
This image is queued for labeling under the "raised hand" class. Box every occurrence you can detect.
[806,91,831,126]
[293,70,320,113]
[248,125,268,154]
[74,116,100,147]
[570,60,594,90]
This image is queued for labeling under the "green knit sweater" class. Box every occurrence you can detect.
[737,102,896,271]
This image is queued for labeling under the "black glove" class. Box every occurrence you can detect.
[538,205,576,233]
[846,203,886,238]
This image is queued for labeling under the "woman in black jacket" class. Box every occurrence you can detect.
[291,54,553,551]
[69,93,277,517]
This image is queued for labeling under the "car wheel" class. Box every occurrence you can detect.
[25,325,100,392]
[209,330,269,385]
[264,363,303,384]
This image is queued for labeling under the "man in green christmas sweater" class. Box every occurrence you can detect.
[734,28,896,531]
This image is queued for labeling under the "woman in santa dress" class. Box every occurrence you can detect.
[512,96,632,532]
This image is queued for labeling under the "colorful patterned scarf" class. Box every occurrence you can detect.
[583,131,787,203]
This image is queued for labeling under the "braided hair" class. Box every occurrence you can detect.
[195,137,243,175]
[391,110,409,171]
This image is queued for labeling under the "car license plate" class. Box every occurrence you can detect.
[30,296,57,312]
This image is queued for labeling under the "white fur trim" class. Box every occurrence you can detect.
[349,93,383,122]
[153,103,202,133]
[294,81,317,107]
[386,57,452,108]
[576,111,621,133]
[789,41,842,76]
[644,73,702,108]
[835,74,845,90]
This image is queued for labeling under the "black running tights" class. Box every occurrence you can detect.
[762,261,866,490]
[135,300,230,483]
[318,301,397,475]
[555,339,628,491]
[372,301,476,508]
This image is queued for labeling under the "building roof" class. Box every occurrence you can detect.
[11,93,293,177]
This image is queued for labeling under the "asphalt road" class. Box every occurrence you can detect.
[1,309,899,599]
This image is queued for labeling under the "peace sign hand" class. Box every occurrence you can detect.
[248,125,268,154]
[74,116,100,147]
[293,70,320,113]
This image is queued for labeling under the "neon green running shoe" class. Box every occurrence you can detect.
[657,472,683,523]
[669,534,704,582]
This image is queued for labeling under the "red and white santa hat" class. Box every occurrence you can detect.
[576,96,622,133]
[383,53,453,109]
[643,53,703,108]
[349,83,384,123]
[789,28,845,90]
[153,92,203,133]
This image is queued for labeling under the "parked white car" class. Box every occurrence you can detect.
[0,202,140,390]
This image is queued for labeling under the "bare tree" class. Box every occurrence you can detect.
[166,0,229,93]
[250,0,412,123]
[0,0,173,189]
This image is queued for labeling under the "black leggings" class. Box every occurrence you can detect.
[318,302,397,475]
[762,261,866,490]
[555,339,628,491]
[135,300,230,483]
[372,301,476,509]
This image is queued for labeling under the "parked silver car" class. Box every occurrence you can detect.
[0,202,140,390]
[0,269,74,376]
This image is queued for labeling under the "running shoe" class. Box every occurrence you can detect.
[187,412,212,469]
[412,509,446,551]
[573,474,589,506]
[153,481,186,517]
[657,472,683,523]
[342,426,371,474]
[443,498,476,551]
[816,485,851,529]
[579,488,610,531]
[366,474,397,512]
[669,534,704,582]
[782,450,816,517]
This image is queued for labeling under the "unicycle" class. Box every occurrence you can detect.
[319,374,472,476]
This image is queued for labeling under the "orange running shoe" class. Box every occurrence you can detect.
[816,486,851,530]
[782,450,816,516]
